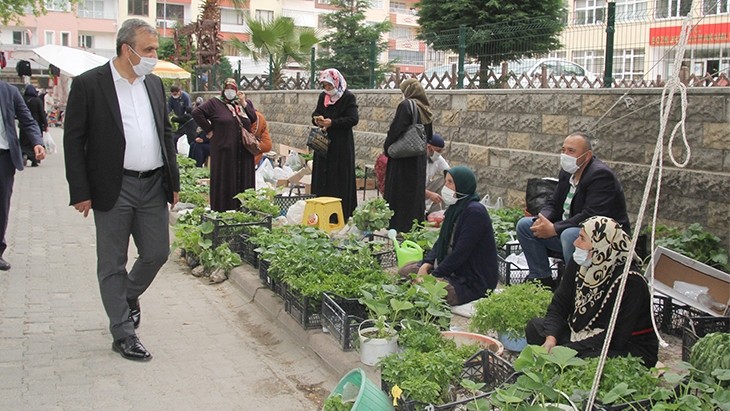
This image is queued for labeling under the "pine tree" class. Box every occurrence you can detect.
[316,0,391,89]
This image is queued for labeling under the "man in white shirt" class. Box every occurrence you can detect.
[425,133,449,214]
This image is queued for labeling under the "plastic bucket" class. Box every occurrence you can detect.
[498,333,528,352]
[395,240,423,268]
[327,368,395,411]
[441,331,504,356]
[358,321,398,366]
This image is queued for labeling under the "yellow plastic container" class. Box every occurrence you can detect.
[302,196,345,232]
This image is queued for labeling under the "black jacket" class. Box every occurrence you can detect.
[541,156,630,234]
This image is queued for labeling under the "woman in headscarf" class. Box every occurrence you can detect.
[526,216,659,367]
[311,68,359,219]
[383,78,432,232]
[399,166,499,306]
[192,78,257,211]
[21,84,47,167]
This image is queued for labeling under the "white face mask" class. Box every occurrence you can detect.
[441,185,459,206]
[223,89,237,101]
[559,152,587,174]
[430,151,441,162]
[325,88,338,96]
[127,45,157,77]
[573,247,592,267]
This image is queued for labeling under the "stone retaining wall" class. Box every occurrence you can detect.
[212,88,730,248]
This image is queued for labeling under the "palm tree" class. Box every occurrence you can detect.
[229,16,320,88]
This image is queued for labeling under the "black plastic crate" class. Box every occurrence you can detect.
[652,295,706,337]
[496,254,560,285]
[320,292,367,351]
[258,259,279,294]
[283,285,322,329]
[497,241,522,258]
[237,234,258,268]
[336,234,396,269]
[382,350,516,411]
[681,316,730,362]
[273,194,316,217]
[202,211,272,247]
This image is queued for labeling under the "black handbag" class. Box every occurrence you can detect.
[387,99,426,159]
[307,127,330,157]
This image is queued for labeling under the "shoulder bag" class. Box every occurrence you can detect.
[227,104,261,156]
[387,99,426,159]
[306,126,330,157]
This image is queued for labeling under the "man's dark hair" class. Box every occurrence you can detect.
[170,85,180,93]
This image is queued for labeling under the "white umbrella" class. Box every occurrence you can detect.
[31,45,109,77]
[153,60,191,79]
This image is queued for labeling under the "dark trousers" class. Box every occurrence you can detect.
[93,171,170,340]
[0,150,15,256]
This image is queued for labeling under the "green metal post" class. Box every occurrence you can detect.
[268,54,274,90]
[603,1,615,88]
[236,60,241,85]
[458,24,466,89]
[369,39,376,89]
[310,47,316,90]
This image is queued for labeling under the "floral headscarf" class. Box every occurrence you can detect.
[570,216,637,339]
[399,78,432,125]
[319,68,347,107]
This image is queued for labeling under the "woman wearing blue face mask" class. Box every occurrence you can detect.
[192,78,257,211]
[525,216,658,367]
[399,166,499,305]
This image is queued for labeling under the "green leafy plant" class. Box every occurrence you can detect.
[647,223,729,272]
[359,288,414,339]
[690,332,730,382]
[322,394,352,411]
[234,188,280,216]
[351,198,394,233]
[490,206,524,249]
[470,282,552,340]
[401,220,440,252]
[198,243,242,272]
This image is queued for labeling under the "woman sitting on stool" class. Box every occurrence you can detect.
[525,216,658,367]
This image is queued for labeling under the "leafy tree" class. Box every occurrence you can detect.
[417,0,565,87]
[1,0,78,25]
[228,16,319,88]
[316,0,391,89]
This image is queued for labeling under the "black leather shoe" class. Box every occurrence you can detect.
[0,257,10,271]
[128,298,141,329]
[112,335,152,361]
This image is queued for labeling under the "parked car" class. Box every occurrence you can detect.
[419,59,597,89]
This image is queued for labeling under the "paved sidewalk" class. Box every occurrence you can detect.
[0,127,335,410]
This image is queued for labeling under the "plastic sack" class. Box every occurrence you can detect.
[286,151,304,171]
[42,131,57,154]
[256,158,276,184]
[674,280,709,302]
[427,209,445,227]
[177,136,190,156]
[480,194,503,210]
[285,200,307,225]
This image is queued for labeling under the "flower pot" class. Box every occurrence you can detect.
[358,320,399,366]
[327,368,395,411]
[441,331,504,356]
[498,332,527,352]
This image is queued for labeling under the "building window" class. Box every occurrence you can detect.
[45,0,71,11]
[156,3,184,28]
[79,34,93,49]
[61,32,70,47]
[390,27,413,39]
[13,31,31,45]
[613,48,645,79]
[317,0,331,4]
[390,2,408,13]
[77,0,105,18]
[255,9,274,23]
[221,8,247,25]
[389,50,424,65]
[574,0,606,25]
[615,0,648,20]
[704,0,730,14]
[45,31,55,45]
[573,49,605,75]
[656,0,692,18]
[370,0,383,8]
[128,0,149,16]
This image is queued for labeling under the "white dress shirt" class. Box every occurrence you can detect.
[0,104,8,150]
[109,59,163,172]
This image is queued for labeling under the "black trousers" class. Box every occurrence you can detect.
[0,150,16,256]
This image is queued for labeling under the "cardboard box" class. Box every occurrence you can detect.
[652,246,730,317]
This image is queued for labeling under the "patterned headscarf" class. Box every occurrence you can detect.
[400,78,432,125]
[319,68,347,107]
[570,216,634,338]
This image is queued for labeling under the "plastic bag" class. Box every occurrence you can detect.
[256,159,276,184]
[42,131,57,154]
[480,195,504,210]
[286,200,307,225]
[286,151,304,171]
[427,210,445,227]
[525,178,558,216]
[177,136,190,156]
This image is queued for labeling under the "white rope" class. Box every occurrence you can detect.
[583,13,694,411]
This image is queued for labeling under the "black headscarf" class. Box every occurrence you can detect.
[431,166,480,263]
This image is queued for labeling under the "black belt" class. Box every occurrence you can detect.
[123,167,161,178]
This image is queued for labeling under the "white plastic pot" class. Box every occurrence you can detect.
[358,320,398,366]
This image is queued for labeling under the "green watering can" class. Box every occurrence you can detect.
[388,229,424,268]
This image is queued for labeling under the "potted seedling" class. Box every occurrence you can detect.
[358,285,414,366]
[470,282,553,351]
